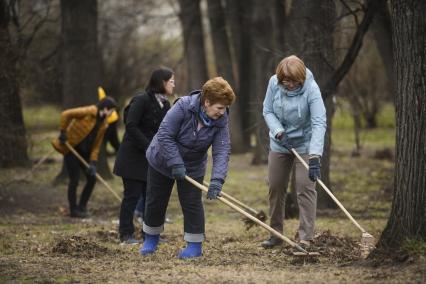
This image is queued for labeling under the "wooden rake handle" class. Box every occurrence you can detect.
[65,142,122,202]
[203,181,259,215]
[185,175,308,254]
[291,148,367,234]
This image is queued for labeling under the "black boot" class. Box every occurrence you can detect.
[77,205,90,218]
[70,206,89,218]
[261,236,283,248]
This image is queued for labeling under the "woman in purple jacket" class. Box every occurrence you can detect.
[140,77,235,259]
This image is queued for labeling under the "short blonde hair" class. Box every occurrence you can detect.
[276,55,306,85]
[201,77,236,105]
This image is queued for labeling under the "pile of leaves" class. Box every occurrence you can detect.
[313,230,361,262]
[51,235,110,258]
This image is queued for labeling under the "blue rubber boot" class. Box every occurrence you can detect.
[139,233,159,256]
[178,242,202,259]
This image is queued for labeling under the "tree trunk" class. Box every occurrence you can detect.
[371,0,395,99]
[0,0,29,168]
[225,0,253,148]
[57,0,111,179]
[377,0,426,249]
[250,0,275,165]
[272,0,286,63]
[61,0,99,108]
[178,0,208,91]
[206,0,246,153]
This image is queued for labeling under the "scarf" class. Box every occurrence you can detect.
[155,93,168,109]
[198,107,212,127]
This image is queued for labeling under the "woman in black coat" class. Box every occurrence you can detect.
[114,68,175,244]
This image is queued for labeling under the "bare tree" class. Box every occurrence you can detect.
[283,0,381,208]
[0,0,29,168]
[285,0,337,208]
[206,0,246,153]
[371,0,395,103]
[376,0,426,250]
[61,0,99,108]
[178,0,208,90]
[225,0,253,148]
[250,0,275,165]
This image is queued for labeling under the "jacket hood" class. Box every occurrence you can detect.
[282,68,314,97]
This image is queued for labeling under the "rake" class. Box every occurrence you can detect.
[203,181,267,229]
[290,148,375,255]
[186,175,319,256]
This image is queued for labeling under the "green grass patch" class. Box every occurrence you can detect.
[403,238,426,257]
[23,104,61,130]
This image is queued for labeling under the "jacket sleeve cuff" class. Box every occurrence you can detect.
[166,157,183,168]
[272,127,285,138]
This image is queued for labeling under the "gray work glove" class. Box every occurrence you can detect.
[207,179,223,200]
[171,165,186,180]
[86,161,97,177]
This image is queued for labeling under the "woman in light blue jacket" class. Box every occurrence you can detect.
[262,55,326,249]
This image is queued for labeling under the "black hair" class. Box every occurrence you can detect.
[97,96,117,110]
[145,67,174,94]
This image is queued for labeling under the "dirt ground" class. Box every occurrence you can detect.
[0,149,424,284]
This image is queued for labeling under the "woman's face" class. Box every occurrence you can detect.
[282,79,301,91]
[204,100,227,120]
[163,75,175,96]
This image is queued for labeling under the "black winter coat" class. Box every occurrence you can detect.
[113,91,170,181]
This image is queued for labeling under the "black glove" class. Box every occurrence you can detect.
[171,165,186,180]
[308,157,321,182]
[207,179,223,200]
[58,130,67,145]
[87,161,97,177]
[276,132,293,151]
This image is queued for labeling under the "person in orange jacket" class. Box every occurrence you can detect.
[52,96,117,218]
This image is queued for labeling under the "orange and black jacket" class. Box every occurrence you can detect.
[51,105,109,161]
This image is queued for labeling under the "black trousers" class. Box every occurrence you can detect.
[118,177,146,237]
[144,166,205,235]
[64,153,96,210]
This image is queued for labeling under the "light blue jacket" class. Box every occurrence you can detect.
[263,69,326,156]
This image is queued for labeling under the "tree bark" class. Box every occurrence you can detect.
[206,0,246,153]
[377,0,426,248]
[178,0,208,91]
[225,0,253,148]
[250,0,275,165]
[272,0,286,63]
[371,0,395,99]
[61,0,99,108]
[0,0,29,168]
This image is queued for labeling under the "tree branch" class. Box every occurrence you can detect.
[323,0,379,98]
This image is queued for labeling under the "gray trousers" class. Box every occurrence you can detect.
[268,151,317,241]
